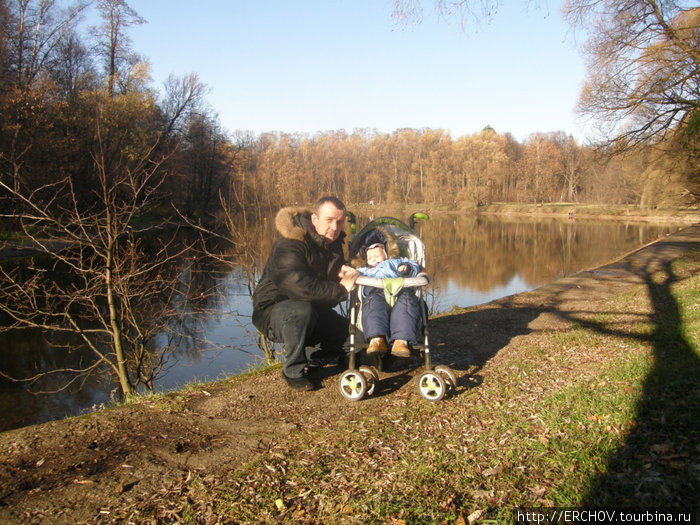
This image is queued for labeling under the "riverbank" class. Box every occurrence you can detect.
[352,202,700,224]
[0,223,698,523]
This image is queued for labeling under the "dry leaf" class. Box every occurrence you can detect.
[472,489,493,499]
[482,466,502,477]
[529,485,546,497]
[73,479,95,485]
[650,442,673,455]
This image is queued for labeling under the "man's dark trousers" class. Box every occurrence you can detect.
[268,300,348,379]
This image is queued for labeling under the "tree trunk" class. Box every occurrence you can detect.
[105,210,133,397]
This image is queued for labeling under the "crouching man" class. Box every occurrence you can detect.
[252,196,359,391]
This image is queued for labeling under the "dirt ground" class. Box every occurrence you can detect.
[0,224,698,524]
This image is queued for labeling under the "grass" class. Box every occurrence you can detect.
[167,324,690,522]
[0,231,26,241]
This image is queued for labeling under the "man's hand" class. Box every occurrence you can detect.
[338,265,360,293]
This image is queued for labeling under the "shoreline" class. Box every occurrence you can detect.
[351,202,700,223]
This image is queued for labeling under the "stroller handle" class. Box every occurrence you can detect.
[355,273,429,289]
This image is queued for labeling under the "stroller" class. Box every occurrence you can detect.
[338,212,457,402]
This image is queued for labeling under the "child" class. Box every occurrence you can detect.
[357,238,422,358]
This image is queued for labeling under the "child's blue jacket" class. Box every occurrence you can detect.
[357,257,421,278]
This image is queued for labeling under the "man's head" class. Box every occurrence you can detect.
[311,196,346,243]
[364,243,387,267]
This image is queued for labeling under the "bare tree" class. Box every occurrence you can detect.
[4,0,88,89]
[563,1,700,148]
[179,187,279,364]
[91,0,144,97]
[0,127,194,398]
[160,72,207,138]
[390,0,698,202]
[51,29,95,98]
[0,0,88,195]
[391,0,507,29]
[562,1,700,200]
[551,131,585,201]
[220,192,278,363]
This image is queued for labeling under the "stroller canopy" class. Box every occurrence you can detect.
[349,217,426,268]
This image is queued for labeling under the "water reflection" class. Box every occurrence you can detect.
[0,329,112,430]
[0,213,681,431]
[418,216,674,311]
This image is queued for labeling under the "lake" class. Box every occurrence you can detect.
[0,212,683,431]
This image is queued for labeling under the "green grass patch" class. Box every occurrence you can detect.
[535,353,652,505]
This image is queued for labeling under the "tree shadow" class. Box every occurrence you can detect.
[427,302,542,392]
[577,238,700,510]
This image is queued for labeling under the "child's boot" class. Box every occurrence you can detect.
[391,339,411,358]
[366,337,388,355]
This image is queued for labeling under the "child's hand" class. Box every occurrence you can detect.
[397,264,411,276]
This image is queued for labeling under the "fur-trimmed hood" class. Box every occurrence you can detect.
[275,207,312,242]
[274,206,346,246]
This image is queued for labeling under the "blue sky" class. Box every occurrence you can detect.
[119,1,589,142]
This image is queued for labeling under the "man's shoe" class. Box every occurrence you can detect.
[391,339,411,358]
[282,372,314,391]
[366,337,388,355]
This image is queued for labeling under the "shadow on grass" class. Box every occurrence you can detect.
[428,303,541,383]
[580,240,700,511]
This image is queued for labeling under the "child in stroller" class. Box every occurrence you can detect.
[338,214,458,402]
[356,230,422,358]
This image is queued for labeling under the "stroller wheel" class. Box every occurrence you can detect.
[434,365,457,392]
[359,366,379,396]
[339,370,367,401]
[418,371,446,402]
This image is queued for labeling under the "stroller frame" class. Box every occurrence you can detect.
[338,213,457,402]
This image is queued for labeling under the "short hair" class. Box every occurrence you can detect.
[314,196,346,213]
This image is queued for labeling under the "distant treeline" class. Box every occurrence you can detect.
[236,128,692,210]
[1,1,696,231]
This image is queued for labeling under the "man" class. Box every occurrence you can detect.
[252,196,359,390]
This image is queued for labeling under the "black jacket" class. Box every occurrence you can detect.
[252,207,347,335]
